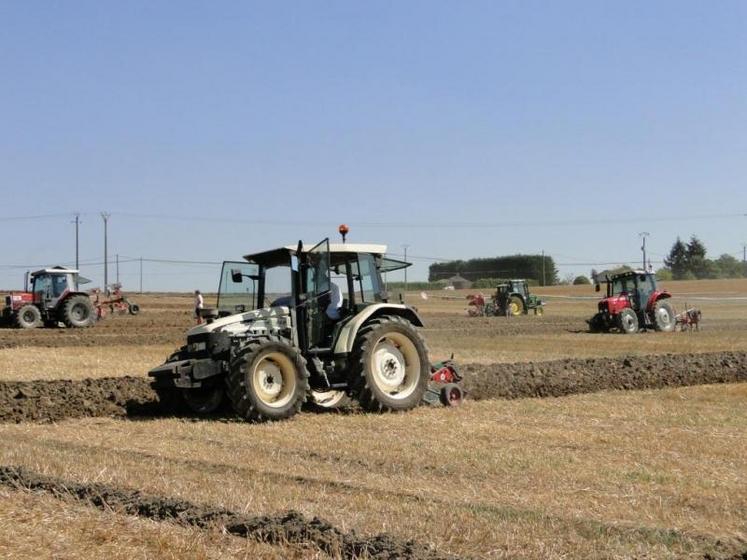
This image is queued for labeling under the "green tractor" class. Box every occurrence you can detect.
[492,279,544,316]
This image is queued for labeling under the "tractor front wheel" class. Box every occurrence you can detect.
[182,382,226,415]
[62,295,95,328]
[14,305,41,329]
[508,296,525,316]
[617,308,639,334]
[228,336,309,422]
[308,389,351,410]
[652,300,675,332]
[350,315,429,412]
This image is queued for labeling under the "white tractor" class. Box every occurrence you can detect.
[149,233,431,421]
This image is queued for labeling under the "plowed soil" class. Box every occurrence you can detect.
[1,351,744,424]
[0,465,450,560]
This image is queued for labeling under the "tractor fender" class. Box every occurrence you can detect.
[333,304,424,355]
[646,290,671,311]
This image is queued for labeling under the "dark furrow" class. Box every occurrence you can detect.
[0,351,745,424]
[0,464,454,560]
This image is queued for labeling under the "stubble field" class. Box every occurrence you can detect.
[0,279,745,559]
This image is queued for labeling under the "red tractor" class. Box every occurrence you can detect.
[1,267,96,329]
[588,268,675,334]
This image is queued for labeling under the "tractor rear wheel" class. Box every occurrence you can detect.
[617,308,639,334]
[652,300,675,332]
[14,305,41,329]
[508,296,525,316]
[228,336,309,422]
[62,295,95,328]
[350,315,429,412]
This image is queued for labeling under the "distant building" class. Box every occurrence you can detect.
[446,274,472,290]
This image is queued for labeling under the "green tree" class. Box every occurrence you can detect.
[655,268,673,281]
[573,275,591,285]
[714,254,742,278]
[686,236,710,278]
[664,237,688,279]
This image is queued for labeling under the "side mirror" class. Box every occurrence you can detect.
[231,269,243,283]
[595,284,600,292]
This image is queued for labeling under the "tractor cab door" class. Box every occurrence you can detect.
[32,274,56,310]
[635,274,655,311]
[303,238,331,349]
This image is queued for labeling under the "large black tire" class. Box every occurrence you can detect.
[128,302,140,315]
[227,336,309,422]
[62,295,95,328]
[14,305,41,329]
[617,308,639,334]
[588,312,608,333]
[182,381,226,415]
[652,300,675,332]
[350,315,430,412]
[508,295,525,316]
[153,387,187,415]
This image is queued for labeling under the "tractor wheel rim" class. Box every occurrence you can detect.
[311,389,346,408]
[656,307,672,325]
[251,352,296,408]
[369,333,420,399]
[448,387,462,404]
[22,310,35,322]
[72,303,86,320]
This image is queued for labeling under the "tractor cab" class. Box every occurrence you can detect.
[213,239,410,351]
[29,268,79,310]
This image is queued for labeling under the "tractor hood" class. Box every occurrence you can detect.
[187,306,291,336]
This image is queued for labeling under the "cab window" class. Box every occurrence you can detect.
[356,254,381,303]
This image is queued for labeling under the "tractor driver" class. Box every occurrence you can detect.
[325,281,343,321]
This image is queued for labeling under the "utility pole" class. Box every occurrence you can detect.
[101,212,110,291]
[401,244,409,291]
[72,213,80,270]
[639,232,650,270]
[116,254,119,284]
[139,256,143,294]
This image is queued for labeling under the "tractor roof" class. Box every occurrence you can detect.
[243,243,388,267]
[30,266,79,277]
[594,267,648,282]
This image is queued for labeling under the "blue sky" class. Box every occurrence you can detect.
[1,1,745,291]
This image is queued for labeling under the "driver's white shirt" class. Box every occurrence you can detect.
[325,282,343,320]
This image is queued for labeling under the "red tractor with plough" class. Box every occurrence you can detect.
[588,268,675,334]
[2,268,140,329]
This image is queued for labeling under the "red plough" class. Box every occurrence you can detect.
[422,357,465,407]
[91,283,140,320]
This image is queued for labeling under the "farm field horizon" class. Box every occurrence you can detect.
[0,278,745,559]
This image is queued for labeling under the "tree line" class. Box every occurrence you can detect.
[662,236,746,280]
[428,255,559,286]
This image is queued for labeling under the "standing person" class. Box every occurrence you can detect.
[194,290,204,324]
